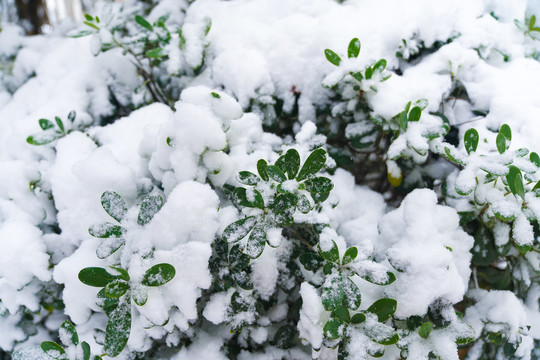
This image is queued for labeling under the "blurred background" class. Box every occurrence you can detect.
[0,0,96,34]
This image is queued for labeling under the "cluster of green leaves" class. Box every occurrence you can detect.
[515,14,540,41]
[40,320,102,360]
[26,111,76,145]
[71,10,211,107]
[89,191,163,259]
[223,148,333,259]
[324,38,390,90]
[78,263,175,357]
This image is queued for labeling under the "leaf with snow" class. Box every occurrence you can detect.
[137,194,163,226]
[101,191,127,223]
[141,263,176,286]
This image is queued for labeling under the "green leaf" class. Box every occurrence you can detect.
[39,119,55,130]
[361,270,396,285]
[135,15,153,31]
[82,341,91,360]
[84,14,93,21]
[323,319,344,340]
[211,92,221,99]
[304,177,333,193]
[55,117,65,132]
[399,111,408,131]
[26,131,59,145]
[145,48,165,58]
[223,216,257,243]
[530,14,537,29]
[89,222,123,238]
[351,71,363,82]
[348,38,361,58]
[78,267,117,287]
[333,305,351,323]
[322,261,334,275]
[138,194,164,226]
[104,280,130,298]
[67,110,76,122]
[257,159,269,181]
[373,59,387,73]
[407,315,424,330]
[141,263,176,286]
[408,106,421,122]
[365,67,374,79]
[101,191,127,222]
[342,247,358,265]
[104,298,131,357]
[267,165,287,182]
[132,289,148,306]
[324,49,342,66]
[496,133,507,154]
[500,124,512,141]
[110,266,130,281]
[233,187,265,209]
[506,165,522,196]
[367,322,399,345]
[319,240,340,263]
[245,225,266,259]
[60,320,79,346]
[297,148,327,181]
[229,244,251,271]
[514,172,525,199]
[96,237,125,259]
[464,128,479,154]
[367,298,397,322]
[282,149,301,179]
[299,252,324,271]
[297,193,311,214]
[41,341,66,359]
[530,152,540,167]
[237,171,260,185]
[351,313,366,324]
[343,278,362,310]
[418,322,433,339]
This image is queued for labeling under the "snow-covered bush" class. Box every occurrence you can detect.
[1,0,539,359]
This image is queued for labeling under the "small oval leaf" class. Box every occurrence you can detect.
[101,191,127,223]
[138,194,163,226]
[348,38,361,58]
[297,148,327,181]
[367,298,397,322]
[324,49,342,66]
[141,263,176,287]
[464,128,479,154]
[78,267,117,287]
[223,216,257,243]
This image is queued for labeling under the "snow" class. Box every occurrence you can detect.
[2,0,540,358]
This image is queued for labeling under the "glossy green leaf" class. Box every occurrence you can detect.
[322,261,334,275]
[78,267,117,287]
[109,266,130,281]
[104,298,131,357]
[141,263,176,286]
[365,66,374,79]
[333,305,351,323]
[500,124,512,141]
[399,111,408,131]
[351,71,363,82]
[348,38,361,58]
[138,194,163,226]
[282,149,301,179]
[82,341,91,360]
[267,165,287,182]
[223,216,257,243]
[297,148,327,181]
[297,193,311,214]
[373,59,387,73]
[41,341,66,359]
[60,320,79,346]
[135,15,153,31]
[506,165,521,196]
[418,322,433,339]
[324,49,341,66]
[304,177,333,193]
[319,240,340,263]
[367,322,399,345]
[367,298,397,322]
[233,187,265,209]
[104,280,130,298]
[39,119,55,130]
[342,247,358,265]
[408,106,421,122]
[343,278,362,310]
[496,133,507,154]
[464,128,479,154]
[530,152,540,167]
[132,289,148,306]
[88,222,123,238]
[145,48,164,58]
[351,313,366,324]
[245,225,266,259]
[237,171,259,185]
[26,131,59,145]
[101,191,127,222]
[257,159,269,181]
[323,319,343,340]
